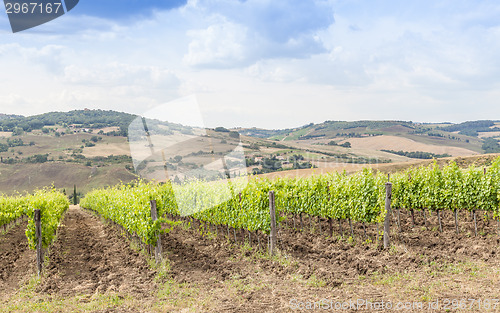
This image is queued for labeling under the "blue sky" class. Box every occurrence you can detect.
[1,0,500,128]
[70,0,187,20]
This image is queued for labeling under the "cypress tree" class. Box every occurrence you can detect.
[73,185,77,205]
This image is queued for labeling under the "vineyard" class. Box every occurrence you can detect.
[0,189,69,249]
[80,157,500,252]
[2,158,500,311]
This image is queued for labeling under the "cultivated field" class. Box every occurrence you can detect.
[1,206,500,312]
[338,135,478,157]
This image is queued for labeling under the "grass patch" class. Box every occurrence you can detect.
[307,274,326,288]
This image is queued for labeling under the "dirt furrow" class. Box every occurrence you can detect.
[38,206,157,297]
[0,221,35,295]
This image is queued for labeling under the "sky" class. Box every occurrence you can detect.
[1,0,500,128]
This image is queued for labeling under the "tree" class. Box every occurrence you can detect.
[12,127,24,136]
[173,155,183,163]
[215,127,229,132]
[173,176,181,184]
[26,154,48,163]
[73,185,78,205]
[482,138,500,153]
[229,131,240,138]
[261,156,282,171]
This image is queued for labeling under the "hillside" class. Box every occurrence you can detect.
[0,110,499,194]
[238,119,499,158]
[260,153,500,179]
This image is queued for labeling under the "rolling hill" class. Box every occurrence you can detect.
[0,110,499,194]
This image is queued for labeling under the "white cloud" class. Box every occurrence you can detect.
[1,0,500,128]
[180,0,334,68]
[63,63,180,88]
[183,19,248,67]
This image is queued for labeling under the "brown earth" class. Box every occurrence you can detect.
[37,206,157,298]
[0,163,137,195]
[0,219,35,295]
[1,206,500,312]
[82,142,131,158]
[339,135,478,157]
[275,209,500,285]
[160,209,500,312]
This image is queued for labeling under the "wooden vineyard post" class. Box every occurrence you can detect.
[408,174,415,228]
[384,182,392,249]
[473,210,478,237]
[34,209,42,276]
[269,191,277,256]
[150,200,163,264]
[437,210,443,232]
[256,230,261,250]
[454,209,459,235]
[397,208,401,232]
[327,184,333,236]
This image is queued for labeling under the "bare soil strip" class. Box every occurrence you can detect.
[0,221,34,295]
[161,209,500,312]
[38,206,157,298]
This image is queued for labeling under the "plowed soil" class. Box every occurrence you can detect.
[1,206,500,312]
[37,206,157,297]
[159,209,500,312]
[0,220,34,294]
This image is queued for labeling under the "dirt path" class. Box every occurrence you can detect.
[38,205,157,297]
[0,220,35,295]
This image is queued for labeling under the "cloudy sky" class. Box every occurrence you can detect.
[0,0,500,128]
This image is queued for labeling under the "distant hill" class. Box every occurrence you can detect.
[437,120,500,134]
[0,110,136,136]
[0,113,23,120]
[237,119,500,155]
[0,109,500,194]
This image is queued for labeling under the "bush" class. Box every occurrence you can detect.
[26,154,48,163]
[229,131,240,138]
[215,127,229,132]
[483,138,500,153]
